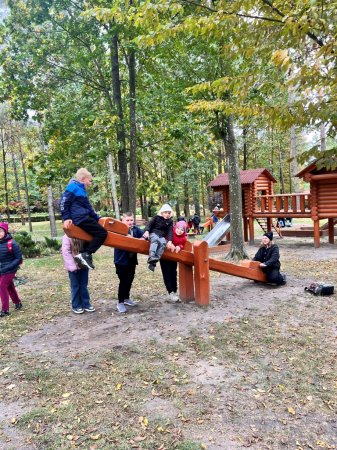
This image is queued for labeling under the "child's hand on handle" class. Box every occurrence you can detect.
[175,246,181,253]
[143,231,149,240]
[63,219,73,229]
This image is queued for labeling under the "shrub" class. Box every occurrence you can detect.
[44,237,61,251]
[14,231,41,258]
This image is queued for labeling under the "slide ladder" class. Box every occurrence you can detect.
[255,218,282,238]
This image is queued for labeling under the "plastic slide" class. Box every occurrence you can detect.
[202,214,231,247]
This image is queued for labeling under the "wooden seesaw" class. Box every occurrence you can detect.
[65,217,267,306]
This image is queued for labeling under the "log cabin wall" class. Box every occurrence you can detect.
[316,180,337,218]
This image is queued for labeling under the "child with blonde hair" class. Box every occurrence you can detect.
[60,168,107,270]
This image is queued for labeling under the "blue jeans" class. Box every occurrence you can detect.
[149,233,167,259]
[68,269,91,309]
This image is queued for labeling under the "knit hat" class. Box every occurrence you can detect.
[263,231,273,241]
[159,203,173,214]
[0,222,9,234]
[176,221,187,231]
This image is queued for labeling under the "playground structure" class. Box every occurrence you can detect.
[65,217,267,306]
[208,161,337,248]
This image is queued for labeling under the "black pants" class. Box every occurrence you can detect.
[264,267,284,285]
[78,217,108,254]
[160,259,177,294]
[115,264,136,303]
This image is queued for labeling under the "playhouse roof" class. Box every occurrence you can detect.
[296,159,337,178]
[208,168,276,188]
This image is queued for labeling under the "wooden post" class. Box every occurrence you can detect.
[179,263,194,302]
[313,219,320,248]
[193,240,210,306]
[249,216,255,244]
[243,216,248,242]
[328,218,335,244]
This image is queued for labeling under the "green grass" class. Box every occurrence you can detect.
[14,220,64,241]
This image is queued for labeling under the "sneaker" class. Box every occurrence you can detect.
[74,252,95,270]
[117,303,127,313]
[148,263,156,272]
[124,299,137,307]
[167,292,180,303]
[0,311,10,317]
[148,256,159,263]
[84,305,95,312]
[72,307,84,314]
[15,302,23,310]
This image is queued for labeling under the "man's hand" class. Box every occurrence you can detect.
[63,219,73,229]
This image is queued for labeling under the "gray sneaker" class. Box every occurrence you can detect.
[124,299,137,307]
[74,252,95,269]
[117,303,127,313]
[84,305,95,312]
[72,307,84,314]
[167,292,180,303]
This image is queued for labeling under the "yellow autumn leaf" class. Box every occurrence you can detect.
[90,434,101,440]
[116,383,122,390]
[287,407,296,415]
[62,392,72,398]
[201,444,207,449]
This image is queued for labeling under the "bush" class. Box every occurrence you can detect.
[14,231,41,258]
[44,237,61,251]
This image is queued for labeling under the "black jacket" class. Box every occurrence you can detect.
[0,234,23,275]
[253,244,281,270]
[144,215,173,241]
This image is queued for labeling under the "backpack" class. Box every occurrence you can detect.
[304,282,334,296]
[7,239,23,265]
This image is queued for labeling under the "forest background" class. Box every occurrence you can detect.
[0,0,337,237]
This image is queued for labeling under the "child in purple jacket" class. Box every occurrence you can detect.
[61,235,95,314]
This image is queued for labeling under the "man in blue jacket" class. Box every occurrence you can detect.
[60,168,107,269]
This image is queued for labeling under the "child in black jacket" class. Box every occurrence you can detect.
[114,212,144,313]
[143,204,173,271]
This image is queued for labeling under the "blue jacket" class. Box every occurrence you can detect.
[0,234,23,275]
[114,226,144,266]
[59,178,99,225]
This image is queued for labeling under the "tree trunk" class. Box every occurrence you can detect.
[128,5,137,217]
[107,153,120,220]
[16,130,33,232]
[183,176,189,219]
[242,126,248,170]
[47,185,57,237]
[223,116,248,260]
[110,34,129,212]
[278,142,285,194]
[0,127,10,220]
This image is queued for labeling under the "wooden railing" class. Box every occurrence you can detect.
[254,193,312,217]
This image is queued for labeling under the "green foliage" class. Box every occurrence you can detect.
[14,231,41,258]
[44,236,61,251]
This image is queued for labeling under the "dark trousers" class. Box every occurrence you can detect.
[160,259,177,294]
[264,267,284,285]
[115,264,136,303]
[78,217,108,254]
[68,269,90,309]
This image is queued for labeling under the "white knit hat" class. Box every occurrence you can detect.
[159,203,173,214]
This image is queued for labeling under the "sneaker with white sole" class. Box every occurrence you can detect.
[74,252,95,269]
[84,305,95,312]
[167,292,180,303]
[117,303,127,313]
[124,299,137,307]
[72,307,84,314]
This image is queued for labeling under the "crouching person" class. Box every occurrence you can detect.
[253,232,286,285]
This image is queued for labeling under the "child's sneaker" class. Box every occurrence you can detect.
[167,292,180,303]
[148,263,156,272]
[117,303,127,313]
[75,252,95,269]
[84,305,95,312]
[0,311,10,317]
[15,302,23,310]
[72,307,84,314]
[148,256,159,263]
[124,299,137,307]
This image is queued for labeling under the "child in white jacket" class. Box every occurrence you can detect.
[61,235,95,314]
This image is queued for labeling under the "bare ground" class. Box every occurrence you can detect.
[0,237,337,449]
